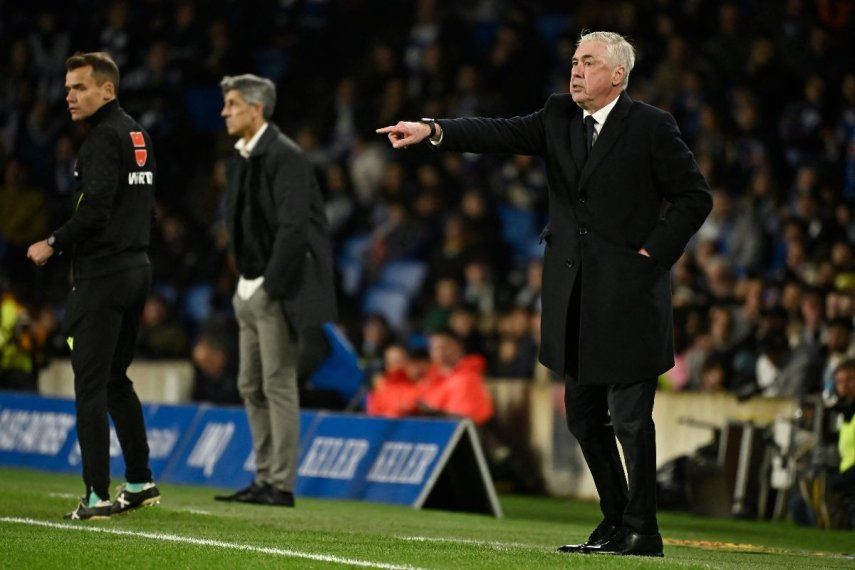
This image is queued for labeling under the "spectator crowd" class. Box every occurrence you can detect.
[0,1,853,414]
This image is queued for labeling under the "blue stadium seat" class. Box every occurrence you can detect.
[337,234,372,296]
[338,258,363,297]
[308,323,365,404]
[378,260,428,297]
[152,283,178,305]
[498,206,538,258]
[363,287,410,330]
[341,234,371,261]
[406,332,429,351]
[182,283,214,325]
[528,239,546,260]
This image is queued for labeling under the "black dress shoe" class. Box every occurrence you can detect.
[254,486,295,507]
[214,481,267,502]
[586,527,664,557]
[557,522,620,553]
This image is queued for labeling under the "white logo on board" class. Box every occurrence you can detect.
[187,422,234,476]
[298,437,369,479]
[0,410,76,455]
[366,442,438,484]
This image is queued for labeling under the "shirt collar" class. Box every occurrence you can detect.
[234,122,269,158]
[582,93,621,129]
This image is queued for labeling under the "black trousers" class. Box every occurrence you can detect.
[564,378,658,534]
[563,270,659,534]
[67,265,152,500]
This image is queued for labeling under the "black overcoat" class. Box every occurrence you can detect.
[224,123,337,331]
[438,92,711,384]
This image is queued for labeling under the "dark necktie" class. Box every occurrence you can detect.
[584,115,597,155]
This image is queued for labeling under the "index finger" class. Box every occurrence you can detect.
[375,126,398,133]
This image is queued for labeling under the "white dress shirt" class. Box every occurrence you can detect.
[582,94,621,145]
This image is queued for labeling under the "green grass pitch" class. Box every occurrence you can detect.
[0,467,852,568]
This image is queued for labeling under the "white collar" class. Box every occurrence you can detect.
[582,94,621,129]
[234,122,269,158]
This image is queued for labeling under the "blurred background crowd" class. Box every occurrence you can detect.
[0,0,853,409]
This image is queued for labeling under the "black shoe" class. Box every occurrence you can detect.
[253,486,295,507]
[64,497,112,521]
[215,481,267,503]
[557,521,620,553]
[112,483,161,514]
[586,527,664,557]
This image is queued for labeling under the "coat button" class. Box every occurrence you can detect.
[578,226,588,236]
[578,195,587,203]
[565,259,574,268]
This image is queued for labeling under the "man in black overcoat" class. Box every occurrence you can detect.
[217,74,337,507]
[378,31,712,557]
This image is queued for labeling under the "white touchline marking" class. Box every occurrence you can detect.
[47,493,78,499]
[0,517,423,570]
[172,508,213,516]
[396,535,534,551]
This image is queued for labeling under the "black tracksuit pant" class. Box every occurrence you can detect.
[67,264,152,500]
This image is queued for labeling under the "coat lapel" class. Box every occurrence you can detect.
[250,122,280,158]
[227,122,277,224]
[548,97,582,198]
[579,92,632,190]
[570,110,586,172]
[226,154,242,232]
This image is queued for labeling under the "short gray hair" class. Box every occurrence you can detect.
[220,74,276,120]
[577,31,636,90]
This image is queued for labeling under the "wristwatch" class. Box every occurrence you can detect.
[420,118,439,139]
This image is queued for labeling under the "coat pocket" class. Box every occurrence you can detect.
[628,248,664,273]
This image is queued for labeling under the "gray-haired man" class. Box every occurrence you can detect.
[215,74,337,506]
[378,31,711,556]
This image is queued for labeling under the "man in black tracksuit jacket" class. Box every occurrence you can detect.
[28,52,161,520]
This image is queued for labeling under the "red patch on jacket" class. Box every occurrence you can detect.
[130,131,145,148]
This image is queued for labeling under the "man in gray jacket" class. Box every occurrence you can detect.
[216,74,337,506]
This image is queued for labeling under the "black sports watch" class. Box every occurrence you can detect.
[420,118,439,140]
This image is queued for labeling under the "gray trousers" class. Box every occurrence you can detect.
[233,287,299,492]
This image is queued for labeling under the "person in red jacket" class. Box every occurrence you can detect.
[366,343,426,418]
[418,328,494,425]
